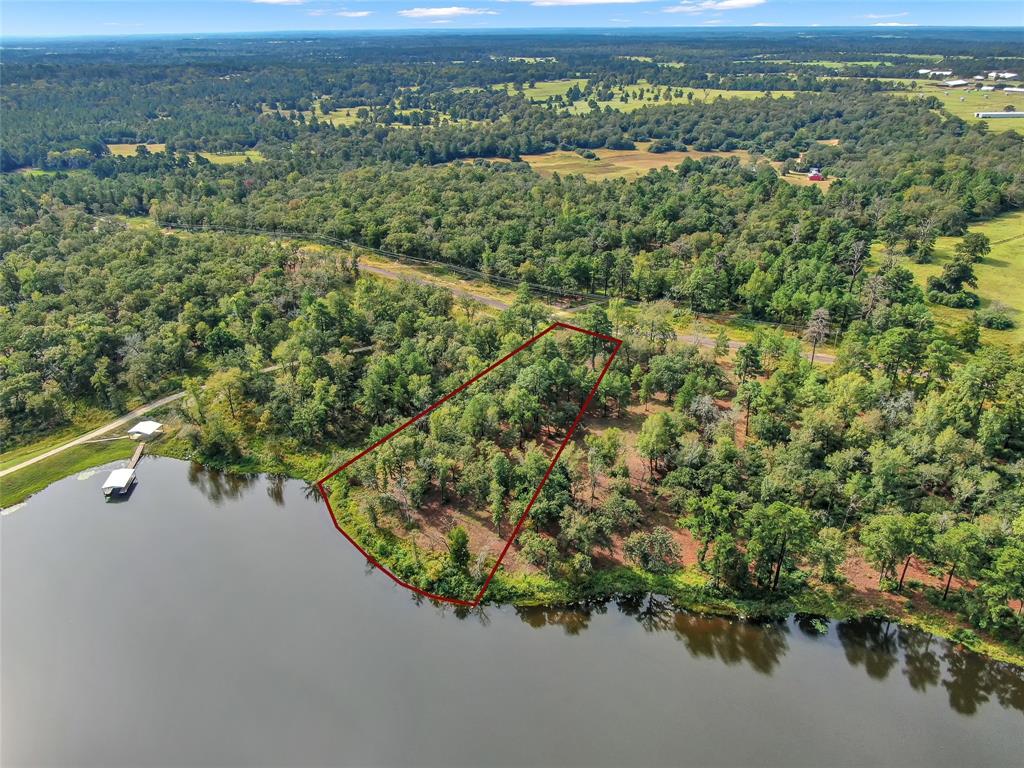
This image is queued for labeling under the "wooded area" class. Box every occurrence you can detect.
[2,30,1022,655]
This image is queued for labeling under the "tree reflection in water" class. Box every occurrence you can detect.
[837,617,1024,716]
[511,594,1024,716]
[266,473,288,506]
[515,602,605,635]
[837,618,900,681]
[186,463,257,504]
[178,464,1024,719]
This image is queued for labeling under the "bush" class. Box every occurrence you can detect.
[519,530,560,576]
[624,527,680,573]
[928,289,979,308]
[951,628,980,648]
[977,306,1015,330]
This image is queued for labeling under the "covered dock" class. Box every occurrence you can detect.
[102,468,137,498]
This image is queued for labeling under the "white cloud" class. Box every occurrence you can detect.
[665,0,766,14]
[337,10,373,16]
[750,21,780,26]
[307,9,327,15]
[873,22,916,26]
[531,1,651,6]
[398,6,499,17]
[864,12,908,19]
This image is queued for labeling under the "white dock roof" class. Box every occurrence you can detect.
[128,420,163,436]
[102,468,136,490]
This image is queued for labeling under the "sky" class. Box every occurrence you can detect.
[1,1,1022,38]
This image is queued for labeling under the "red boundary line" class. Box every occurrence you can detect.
[317,322,622,607]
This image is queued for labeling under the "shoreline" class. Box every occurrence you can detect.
[5,446,1023,668]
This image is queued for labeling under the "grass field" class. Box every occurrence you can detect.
[107,143,167,156]
[521,142,753,180]
[196,150,265,165]
[523,78,588,100]
[764,59,890,69]
[0,407,116,472]
[567,84,797,115]
[0,439,135,509]
[887,86,1024,132]
[899,210,1024,346]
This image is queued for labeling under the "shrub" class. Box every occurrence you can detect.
[624,527,680,573]
[977,306,1015,330]
[928,289,979,308]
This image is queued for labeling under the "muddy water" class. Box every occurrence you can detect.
[2,458,1022,767]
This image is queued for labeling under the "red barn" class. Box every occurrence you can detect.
[807,167,825,181]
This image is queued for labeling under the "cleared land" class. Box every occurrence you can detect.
[521,142,752,181]
[0,439,135,509]
[107,142,166,156]
[873,79,1024,131]
[107,144,265,164]
[197,150,265,165]
[898,210,1024,346]
[567,84,797,115]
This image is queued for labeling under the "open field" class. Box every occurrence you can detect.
[107,144,265,163]
[521,142,752,180]
[567,84,797,115]
[771,166,835,190]
[522,78,588,100]
[196,150,265,165]
[315,102,362,126]
[897,210,1024,346]
[0,438,135,509]
[887,86,1024,132]
[107,142,166,156]
[763,59,889,68]
[0,407,115,472]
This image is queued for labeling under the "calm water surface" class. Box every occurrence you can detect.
[2,457,1022,767]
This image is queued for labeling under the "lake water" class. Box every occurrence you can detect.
[2,457,1022,767]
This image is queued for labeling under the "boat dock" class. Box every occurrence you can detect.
[128,442,145,469]
[101,421,160,499]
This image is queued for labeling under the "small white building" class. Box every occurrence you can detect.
[980,86,995,91]
[127,420,163,438]
[974,112,1024,119]
[917,69,933,75]
[998,72,1019,79]
[942,79,970,88]
[932,70,953,77]
[1004,87,1024,93]
[102,468,137,497]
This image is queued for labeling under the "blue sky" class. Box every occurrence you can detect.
[2,1,1022,38]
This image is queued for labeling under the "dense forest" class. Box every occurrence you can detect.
[2,31,1022,652]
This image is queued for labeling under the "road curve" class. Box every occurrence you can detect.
[0,391,187,479]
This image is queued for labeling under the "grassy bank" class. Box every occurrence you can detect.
[0,439,135,508]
